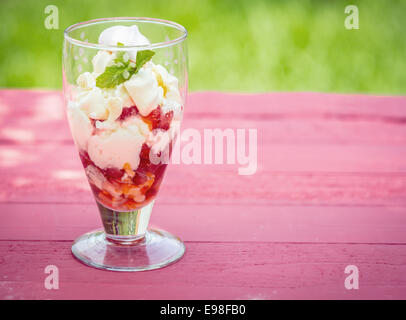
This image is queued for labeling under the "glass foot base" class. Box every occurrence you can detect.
[71,229,185,271]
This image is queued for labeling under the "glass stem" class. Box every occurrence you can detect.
[97,200,154,244]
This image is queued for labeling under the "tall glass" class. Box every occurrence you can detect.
[63,18,188,271]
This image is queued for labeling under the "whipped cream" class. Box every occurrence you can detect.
[123,62,183,117]
[99,25,150,60]
[67,101,93,151]
[91,51,114,75]
[124,65,164,116]
[67,25,182,171]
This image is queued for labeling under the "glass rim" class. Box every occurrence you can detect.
[64,17,188,50]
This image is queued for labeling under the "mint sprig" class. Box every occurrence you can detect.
[133,50,155,73]
[95,65,129,88]
[96,49,155,88]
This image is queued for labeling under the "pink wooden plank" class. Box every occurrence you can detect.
[3,281,406,300]
[183,118,406,145]
[1,203,406,243]
[1,241,405,299]
[3,117,406,146]
[1,144,406,205]
[1,90,406,145]
[187,92,406,119]
[0,90,69,144]
[1,89,405,117]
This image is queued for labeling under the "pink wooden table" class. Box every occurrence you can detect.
[0,89,406,299]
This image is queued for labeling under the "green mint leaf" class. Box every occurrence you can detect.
[134,50,155,73]
[95,49,155,88]
[114,52,126,64]
[114,43,125,61]
[96,65,132,88]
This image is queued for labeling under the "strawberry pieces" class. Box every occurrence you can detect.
[79,151,93,168]
[118,105,173,131]
[103,167,124,180]
[144,106,173,131]
[118,106,139,121]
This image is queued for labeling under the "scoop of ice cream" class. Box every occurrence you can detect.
[87,120,148,170]
[122,116,150,137]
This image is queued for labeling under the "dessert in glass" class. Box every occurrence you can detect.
[63,18,187,271]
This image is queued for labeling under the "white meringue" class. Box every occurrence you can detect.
[124,67,164,116]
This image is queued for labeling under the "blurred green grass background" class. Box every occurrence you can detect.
[0,0,405,94]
